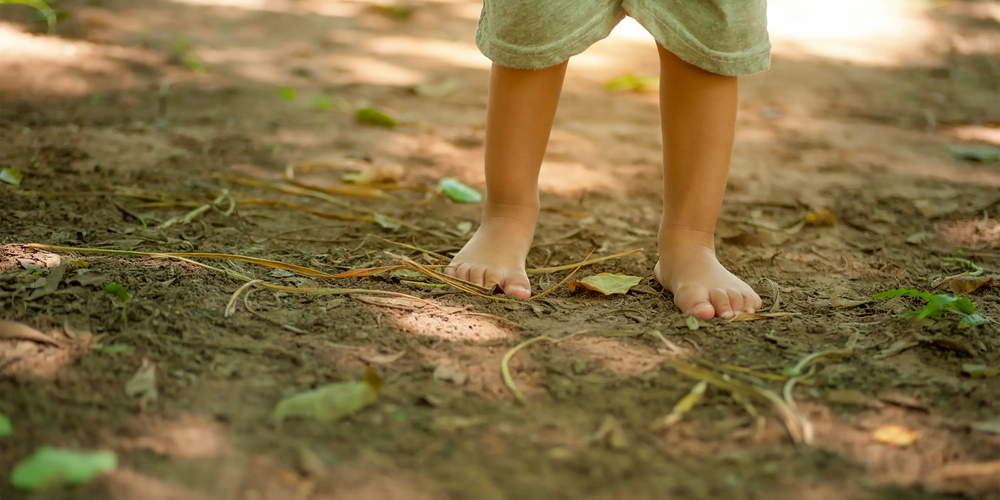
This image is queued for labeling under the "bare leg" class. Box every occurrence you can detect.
[653,46,762,319]
[444,61,569,299]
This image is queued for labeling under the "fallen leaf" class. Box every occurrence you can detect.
[412,78,458,97]
[373,213,401,231]
[651,381,708,430]
[803,209,835,226]
[125,359,158,406]
[874,338,919,360]
[913,199,960,218]
[278,87,296,101]
[684,315,700,331]
[822,389,884,409]
[369,3,414,18]
[439,178,482,203]
[949,143,1000,163]
[27,262,67,300]
[358,351,405,365]
[905,232,936,245]
[0,321,62,346]
[605,74,658,92]
[342,164,404,185]
[104,283,130,303]
[729,311,800,321]
[0,412,11,436]
[961,364,999,378]
[274,369,382,423]
[971,418,1000,434]
[432,364,468,386]
[270,269,296,278]
[937,275,995,295]
[10,447,117,490]
[431,416,488,431]
[592,414,628,450]
[69,270,106,287]
[872,424,918,447]
[355,106,397,128]
[879,392,931,412]
[829,297,870,309]
[568,273,642,295]
[0,166,23,186]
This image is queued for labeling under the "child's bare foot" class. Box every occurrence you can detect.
[444,202,537,299]
[654,228,762,320]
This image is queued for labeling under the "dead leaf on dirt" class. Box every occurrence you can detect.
[937,275,995,295]
[879,392,931,413]
[668,317,711,330]
[961,364,999,378]
[829,297,870,309]
[685,316,700,331]
[430,416,488,431]
[872,424,918,447]
[454,221,473,236]
[17,252,62,270]
[803,209,835,226]
[913,199,960,218]
[873,338,919,360]
[27,262,67,300]
[274,369,382,424]
[0,321,63,346]
[821,389,884,409]
[568,273,642,295]
[905,232,937,245]
[358,351,405,366]
[70,270,107,287]
[125,359,158,406]
[591,414,628,450]
[971,418,1000,434]
[342,164,404,185]
[651,380,708,430]
[432,365,468,386]
[729,312,800,322]
[374,213,402,231]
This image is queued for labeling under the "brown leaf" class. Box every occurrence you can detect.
[803,209,835,226]
[342,164,404,185]
[125,359,159,405]
[879,392,931,412]
[592,414,628,450]
[872,424,918,447]
[939,275,995,295]
[568,273,642,295]
[822,389,884,409]
[729,311,801,322]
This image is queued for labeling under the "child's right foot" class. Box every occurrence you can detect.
[444,201,538,299]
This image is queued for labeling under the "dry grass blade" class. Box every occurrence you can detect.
[647,329,684,355]
[786,333,858,377]
[530,250,593,301]
[525,249,643,274]
[242,288,308,334]
[651,380,708,430]
[501,336,554,405]
[226,280,262,317]
[732,392,767,441]
[664,359,806,445]
[759,278,781,312]
[328,265,409,278]
[284,163,393,200]
[371,235,449,260]
[221,175,372,214]
[386,252,521,302]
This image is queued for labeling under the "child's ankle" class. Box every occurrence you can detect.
[658,225,716,251]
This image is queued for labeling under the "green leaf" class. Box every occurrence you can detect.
[439,178,482,203]
[951,297,977,315]
[959,313,992,327]
[605,74,659,92]
[0,166,23,186]
[0,0,58,33]
[949,143,1000,163]
[568,273,643,295]
[0,413,11,436]
[872,288,936,302]
[315,96,332,111]
[103,283,130,303]
[355,106,397,128]
[10,447,117,490]
[917,294,957,320]
[279,87,296,101]
[90,344,131,354]
[274,370,382,424]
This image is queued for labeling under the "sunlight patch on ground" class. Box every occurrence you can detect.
[387,308,517,342]
[950,126,1000,146]
[538,161,627,198]
[114,415,230,459]
[768,0,939,66]
[938,217,1000,249]
[363,36,491,70]
[0,321,93,379]
[558,336,672,376]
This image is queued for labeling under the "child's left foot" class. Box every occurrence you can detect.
[654,228,762,320]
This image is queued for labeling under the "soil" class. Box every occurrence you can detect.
[1,1,999,499]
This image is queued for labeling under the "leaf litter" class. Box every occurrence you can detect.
[10,447,117,490]
[273,369,382,424]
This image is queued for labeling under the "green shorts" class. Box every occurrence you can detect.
[476,0,770,76]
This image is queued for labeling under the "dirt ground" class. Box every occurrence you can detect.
[1,0,1000,498]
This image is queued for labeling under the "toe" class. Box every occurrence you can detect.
[709,289,734,319]
[675,285,715,320]
[743,289,761,314]
[727,290,746,316]
[443,265,457,277]
[467,266,488,287]
[453,263,474,282]
[502,272,532,300]
[483,268,504,291]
